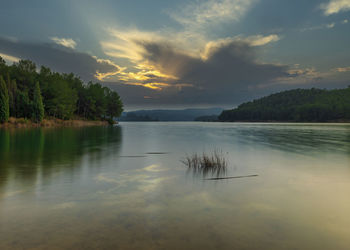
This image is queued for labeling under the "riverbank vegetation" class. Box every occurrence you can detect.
[219,87,350,122]
[0,57,123,125]
[0,117,108,128]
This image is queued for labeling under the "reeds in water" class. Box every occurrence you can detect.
[182,150,227,178]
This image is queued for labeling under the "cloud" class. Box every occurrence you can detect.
[334,66,350,72]
[98,0,279,96]
[321,0,350,15]
[247,34,281,46]
[273,67,328,85]
[220,34,281,48]
[265,64,350,88]
[101,29,161,62]
[97,24,289,107]
[50,37,77,49]
[300,22,337,32]
[169,0,257,30]
[101,37,290,107]
[0,52,20,63]
[93,57,126,81]
[101,26,350,108]
[326,22,336,28]
[300,17,350,32]
[0,37,121,82]
[102,28,281,77]
[139,39,288,90]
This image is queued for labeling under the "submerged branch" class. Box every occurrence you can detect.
[204,174,258,180]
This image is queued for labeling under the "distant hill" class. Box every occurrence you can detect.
[119,108,223,121]
[219,87,350,122]
[195,115,219,122]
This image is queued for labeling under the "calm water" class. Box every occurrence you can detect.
[1,122,350,249]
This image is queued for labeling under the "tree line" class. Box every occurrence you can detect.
[0,57,123,123]
[219,87,350,122]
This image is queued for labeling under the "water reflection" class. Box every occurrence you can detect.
[0,126,122,195]
[186,164,227,178]
[225,123,350,155]
[1,123,350,249]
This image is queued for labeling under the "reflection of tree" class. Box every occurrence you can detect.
[0,130,10,185]
[234,125,350,155]
[346,130,350,156]
[0,126,122,192]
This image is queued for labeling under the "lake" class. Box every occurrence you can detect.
[1,122,350,249]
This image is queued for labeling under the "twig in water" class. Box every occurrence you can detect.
[205,174,258,180]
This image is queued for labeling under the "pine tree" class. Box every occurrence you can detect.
[0,76,9,123]
[9,79,17,116]
[5,73,17,117]
[32,81,44,123]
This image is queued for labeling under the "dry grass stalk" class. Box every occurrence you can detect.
[182,150,227,177]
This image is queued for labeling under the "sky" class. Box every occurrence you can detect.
[0,0,349,110]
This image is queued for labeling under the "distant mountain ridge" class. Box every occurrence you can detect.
[119,108,224,121]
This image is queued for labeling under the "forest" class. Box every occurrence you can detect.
[219,88,350,122]
[0,57,123,124]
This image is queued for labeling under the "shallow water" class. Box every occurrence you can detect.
[1,122,350,249]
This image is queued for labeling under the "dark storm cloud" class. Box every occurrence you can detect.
[140,40,289,90]
[111,39,291,107]
[104,81,157,102]
[0,37,120,82]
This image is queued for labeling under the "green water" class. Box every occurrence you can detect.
[1,122,350,249]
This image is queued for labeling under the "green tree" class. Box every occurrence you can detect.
[107,90,123,119]
[8,79,17,116]
[0,76,9,123]
[0,58,123,122]
[11,60,37,91]
[15,90,31,118]
[79,82,107,120]
[5,73,17,117]
[44,76,77,119]
[32,81,44,123]
[0,57,7,76]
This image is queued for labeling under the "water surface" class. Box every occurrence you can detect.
[1,122,350,249]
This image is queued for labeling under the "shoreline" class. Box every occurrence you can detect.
[0,117,110,129]
[199,119,350,123]
[216,120,350,123]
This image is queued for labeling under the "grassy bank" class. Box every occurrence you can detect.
[0,117,110,128]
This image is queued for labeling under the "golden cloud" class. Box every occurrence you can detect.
[321,0,350,15]
[335,66,350,72]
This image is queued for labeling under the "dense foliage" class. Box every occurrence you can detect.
[32,81,44,123]
[0,57,123,123]
[0,76,9,123]
[219,88,350,122]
